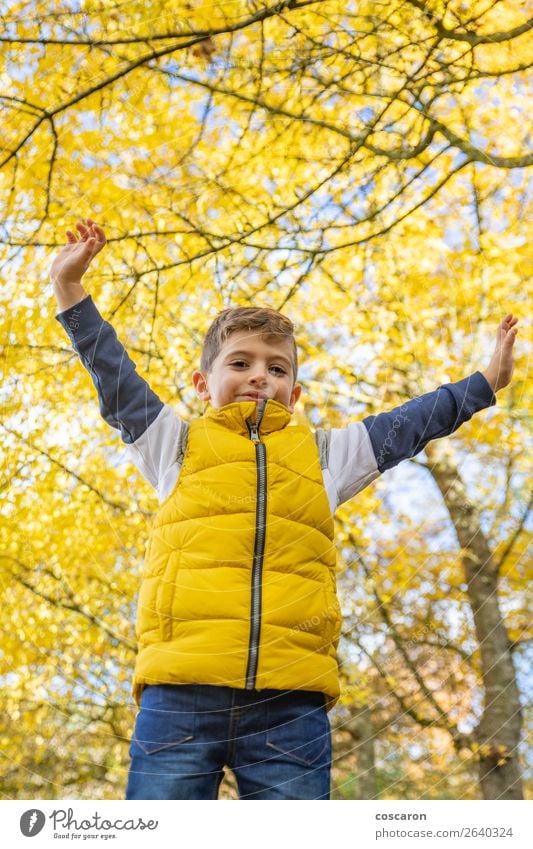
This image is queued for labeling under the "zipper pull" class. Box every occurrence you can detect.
[247,398,266,443]
[248,421,260,443]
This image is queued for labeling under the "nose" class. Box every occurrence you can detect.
[249,364,268,384]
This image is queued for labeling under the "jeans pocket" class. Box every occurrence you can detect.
[265,691,331,767]
[132,685,196,755]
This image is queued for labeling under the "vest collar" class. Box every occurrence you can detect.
[204,398,292,437]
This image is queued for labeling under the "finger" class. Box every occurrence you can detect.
[87,228,106,250]
[75,221,90,239]
[90,222,106,240]
[87,236,104,256]
[66,230,77,243]
[500,318,516,334]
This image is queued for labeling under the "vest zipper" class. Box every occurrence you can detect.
[245,399,267,689]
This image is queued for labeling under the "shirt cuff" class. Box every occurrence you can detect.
[452,370,497,411]
[55,294,103,346]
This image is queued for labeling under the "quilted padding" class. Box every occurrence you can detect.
[133,399,341,710]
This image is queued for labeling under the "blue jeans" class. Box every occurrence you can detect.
[126,684,331,799]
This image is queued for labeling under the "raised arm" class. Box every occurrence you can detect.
[362,370,496,473]
[50,218,104,312]
[51,220,185,496]
[321,371,496,511]
[481,314,518,393]
[324,315,519,510]
[55,294,165,445]
[366,314,519,471]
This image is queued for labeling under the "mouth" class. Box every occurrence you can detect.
[238,393,269,401]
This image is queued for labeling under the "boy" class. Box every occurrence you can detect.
[51,218,518,800]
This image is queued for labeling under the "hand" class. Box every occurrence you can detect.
[50,218,107,287]
[482,314,519,393]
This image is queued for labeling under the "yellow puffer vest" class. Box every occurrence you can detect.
[133,398,342,711]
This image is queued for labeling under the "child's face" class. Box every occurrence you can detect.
[192,329,302,412]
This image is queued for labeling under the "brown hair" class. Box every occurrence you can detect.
[200,306,298,382]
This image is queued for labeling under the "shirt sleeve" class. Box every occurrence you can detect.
[327,371,496,509]
[55,294,186,493]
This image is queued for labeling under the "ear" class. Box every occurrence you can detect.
[192,369,211,401]
[287,382,302,413]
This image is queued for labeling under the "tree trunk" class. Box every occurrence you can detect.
[425,442,523,799]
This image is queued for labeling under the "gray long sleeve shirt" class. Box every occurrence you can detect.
[56,295,496,512]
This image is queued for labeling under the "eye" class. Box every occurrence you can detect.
[230,360,248,368]
[270,365,287,375]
